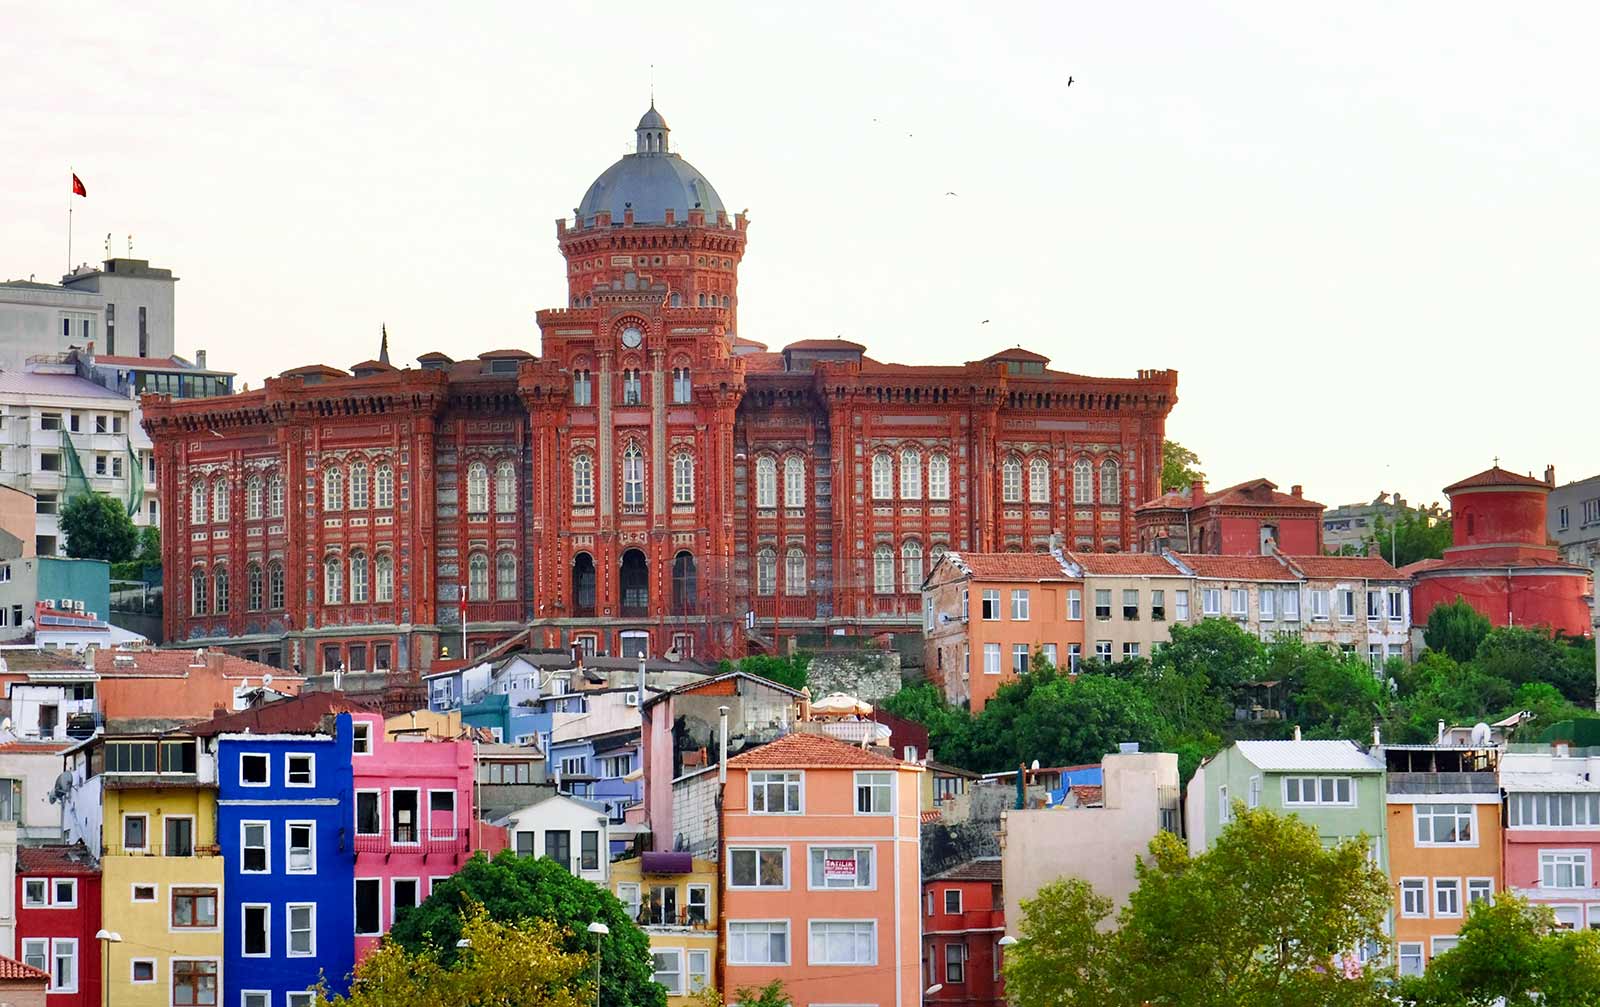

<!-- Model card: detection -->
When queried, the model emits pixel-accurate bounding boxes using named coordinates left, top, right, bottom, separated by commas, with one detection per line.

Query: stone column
left=598, top=351, right=614, bottom=523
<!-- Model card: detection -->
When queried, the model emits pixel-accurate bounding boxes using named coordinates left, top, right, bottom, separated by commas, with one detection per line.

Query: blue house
left=201, top=697, right=358, bottom=1005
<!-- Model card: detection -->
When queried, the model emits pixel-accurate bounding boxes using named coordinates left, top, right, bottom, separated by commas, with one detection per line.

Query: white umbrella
left=810, top=693, right=873, bottom=716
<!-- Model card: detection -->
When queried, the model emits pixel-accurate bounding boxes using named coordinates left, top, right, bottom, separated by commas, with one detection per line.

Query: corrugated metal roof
left=1235, top=740, right=1384, bottom=772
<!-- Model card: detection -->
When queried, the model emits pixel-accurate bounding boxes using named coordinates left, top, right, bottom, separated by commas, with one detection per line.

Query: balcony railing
left=795, top=720, right=892, bottom=746
left=353, top=828, right=472, bottom=858
left=1387, top=772, right=1499, bottom=796
left=635, top=907, right=712, bottom=930
left=102, top=844, right=219, bottom=858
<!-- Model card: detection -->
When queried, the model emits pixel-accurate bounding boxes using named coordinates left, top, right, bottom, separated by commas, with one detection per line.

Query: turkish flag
left=71, top=174, right=86, bottom=197
left=459, top=587, right=468, bottom=616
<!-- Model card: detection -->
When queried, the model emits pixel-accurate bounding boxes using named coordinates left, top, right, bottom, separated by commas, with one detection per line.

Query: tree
left=1423, top=597, right=1492, bottom=663
left=1475, top=626, right=1595, bottom=708
left=1275, top=639, right=1387, bottom=741
left=691, top=981, right=791, bottom=1007
left=1400, top=894, right=1600, bottom=1006
left=60, top=492, right=139, bottom=563
left=1161, top=440, right=1205, bottom=492
left=1371, top=510, right=1453, bottom=568
left=319, top=904, right=592, bottom=1007
left=733, top=653, right=810, bottom=692
left=386, top=852, right=664, bottom=1007
left=1003, top=878, right=1116, bottom=1005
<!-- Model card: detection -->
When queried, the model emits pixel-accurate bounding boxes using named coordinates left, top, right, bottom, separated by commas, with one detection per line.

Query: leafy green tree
left=966, top=666, right=1169, bottom=772
left=691, top=981, right=790, bottom=1007
left=1475, top=626, right=1594, bottom=708
left=319, top=904, right=592, bottom=1007
left=1423, top=597, right=1492, bottom=662
left=716, top=653, right=810, bottom=691
left=387, top=852, right=664, bottom=1007
left=1003, top=878, right=1116, bottom=1005
left=1118, top=806, right=1391, bottom=1007
left=1274, top=639, right=1387, bottom=740
left=1400, top=894, right=1600, bottom=1006
left=879, top=681, right=975, bottom=766
left=1161, top=440, right=1206, bottom=492
left=1157, top=618, right=1266, bottom=696
left=60, top=492, right=139, bottom=563
left=1371, top=510, right=1453, bottom=568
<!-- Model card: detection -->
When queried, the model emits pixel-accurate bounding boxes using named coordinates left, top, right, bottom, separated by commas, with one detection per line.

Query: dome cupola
left=576, top=103, right=727, bottom=226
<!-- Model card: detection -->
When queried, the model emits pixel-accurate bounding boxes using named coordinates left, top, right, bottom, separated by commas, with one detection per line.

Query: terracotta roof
left=279, top=364, right=348, bottom=379
left=1138, top=478, right=1323, bottom=513
left=93, top=648, right=300, bottom=681
left=190, top=691, right=376, bottom=737
left=416, top=351, right=454, bottom=363
left=0, top=649, right=87, bottom=672
left=17, top=842, right=99, bottom=877
left=0, top=954, right=49, bottom=982
left=1287, top=555, right=1405, bottom=580
left=1070, top=784, right=1104, bottom=805
left=94, top=354, right=188, bottom=368
left=478, top=349, right=535, bottom=360
left=726, top=731, right=906, bottom=770
left=784, top=338, right=865, bottom=352
left=1405, top=555, right=1591, bottom=575
left=349, top=359, right=397, bottom=373
left=1401, top=557, right=1447, bottom=576
left=741, top=352, right=787, bottom=373
left=0, top=740, right=76, bottom=754
left=946, top=552, right=1073, bottom=582
left=732, top=336, right=769, bottom=350
left=1444, top=466, right=1551, bottom=494
left=982, top=348, right=1051, bottom=364
left=920, top=809, right=943, bottom=825
left=929, top=857, right=1003, bottom=882
left=1066, top=552, right=1181, bottom=576
left=1177, top=554, right=1296, bottom=580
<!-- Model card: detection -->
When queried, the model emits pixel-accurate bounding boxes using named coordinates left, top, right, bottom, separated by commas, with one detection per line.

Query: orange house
left=1383, top=744, right=1502, bottom=977
left=92, top=647, right=303, bottom=729
left=921, top=553, right=1084, bottom=712
left=720, top=732, right=923, bottom=1006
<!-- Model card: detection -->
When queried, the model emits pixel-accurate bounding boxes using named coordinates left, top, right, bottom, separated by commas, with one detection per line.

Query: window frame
left=1433, top=877, right=1462, bottom=918
left=286, top=820, right=317, bottom=874
left=728, top=847, right=789, bottom=891
left=1414, top=803, right=1476, bottom=847
left=726, top=919, right=791, bottom=966
left=49, top=937, right=77, bottom=994
left=287, top=901, right=317, bottom=957
left=807, top=845, right=875, bottom=891
left=1281, top=775, right=1356, bottom=807
left=170, top=887, right=220, bottom=931
left=748, top=770, right=803, bottom=815
left=651, top=947, right=685, bottom=996
left=241, top=902, right=271, bottom=958
left=1540, top=849, right=1592, bottom=889
left=354, top=877, right=383, bottom=936
left=854, top=771, right=893, bottom=816
left=807, top=918, right=878, bottom=967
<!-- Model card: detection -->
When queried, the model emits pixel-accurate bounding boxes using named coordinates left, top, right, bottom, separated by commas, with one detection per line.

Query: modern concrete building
left=1323, top=492, right=1447, bottom=555
left=0, top=557, right=112, bottom=642
left=1549, top=473, right=1600, bottom=621
left=1500, top=742, right=1600, bottom=932
left=0, top=281, right=101, bottom=375
left=58, top=259, right=176, bottom=362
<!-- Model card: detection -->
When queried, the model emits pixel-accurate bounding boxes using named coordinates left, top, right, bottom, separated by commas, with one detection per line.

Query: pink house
left=351, top=710, right=478, bottom=956
left=1501, top=746, right=1600, bottom=934
left=720, top=732, right=923, bottom=1006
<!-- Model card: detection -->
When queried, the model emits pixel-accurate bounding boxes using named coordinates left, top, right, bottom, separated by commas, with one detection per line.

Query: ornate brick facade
left=142, top=105, right=1177, bottom=672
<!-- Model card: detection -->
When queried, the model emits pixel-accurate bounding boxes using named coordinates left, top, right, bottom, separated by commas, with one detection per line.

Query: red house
left=923, top=857, right=1007, bottom=1007
left=1136, top=478, right=1324, bottom=555
left=15, top=844, right=101, bottom=1006
left=1406, top=464, right=1592, bottom=637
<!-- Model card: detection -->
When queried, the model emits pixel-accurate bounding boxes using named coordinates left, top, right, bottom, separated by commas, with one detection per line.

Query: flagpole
left=67, top=165, right=73, bottom=276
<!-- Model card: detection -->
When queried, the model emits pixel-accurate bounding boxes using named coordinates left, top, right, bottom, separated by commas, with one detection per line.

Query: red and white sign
left=824, top=857, right=857, bottom=880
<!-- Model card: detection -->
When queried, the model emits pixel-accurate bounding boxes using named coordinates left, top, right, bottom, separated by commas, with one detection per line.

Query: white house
left=497, top=792, right=611, bottom=884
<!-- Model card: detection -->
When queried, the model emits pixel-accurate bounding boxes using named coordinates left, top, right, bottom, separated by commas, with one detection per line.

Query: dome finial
left=636, top=101, right=669, bottom=154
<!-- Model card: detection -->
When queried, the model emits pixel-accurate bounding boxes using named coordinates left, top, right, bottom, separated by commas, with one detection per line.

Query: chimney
left=1545, top=465, right=1556, bottom=487
left=570, top=643, right=584, bottom=669
left=1372, top=725, right=1382, bottom=748
left=195, top=349, right=207, bottom=369
left=1190, top=479, right=1205, bottom=506
left=799, top=686, right=812, bottom=722
left=718, top=705, right=730, bottom=784
left=1437, top=720, right=1447, bottom=744
left=1366, top=541, right=1380, bottom=558
left=206, top=650, right=226, bottom=673
left=1292, top=724, right=1302, bottom=742
left=1291, top=484, right=1303, bottom=499
left=636, top=656, right=646, bottom=709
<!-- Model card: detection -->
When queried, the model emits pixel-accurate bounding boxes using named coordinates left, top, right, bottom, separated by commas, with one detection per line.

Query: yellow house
left=610, top=854, right=717, bottom=1005
left=94, top=736, right=225, bottom=1007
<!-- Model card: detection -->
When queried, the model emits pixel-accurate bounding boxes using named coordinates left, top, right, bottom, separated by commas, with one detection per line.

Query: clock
left=621, top=326, right=643, bottom=349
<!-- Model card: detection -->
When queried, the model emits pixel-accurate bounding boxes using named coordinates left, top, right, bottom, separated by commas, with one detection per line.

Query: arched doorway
left=572, top=553, right=596, bottom=617
left=620, top=549, right=649, bottom=616
left=672, top=552, right=697, bottom=615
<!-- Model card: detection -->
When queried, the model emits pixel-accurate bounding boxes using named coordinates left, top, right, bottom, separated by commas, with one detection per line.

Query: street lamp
left=925, top=983, right=943, bottom=996
left=95, top=930, right=122, bottom=1007
left=587, top=921, right=610, bottom=1007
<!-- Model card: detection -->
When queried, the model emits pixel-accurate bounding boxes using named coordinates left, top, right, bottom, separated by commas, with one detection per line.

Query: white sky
left=5, top=2, right=1596, bottom=508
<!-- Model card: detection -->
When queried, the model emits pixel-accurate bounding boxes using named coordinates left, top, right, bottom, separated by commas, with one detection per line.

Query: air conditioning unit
left=625, top=693, right=639, bottom=707
left=40, top=599, right=55, bottom=610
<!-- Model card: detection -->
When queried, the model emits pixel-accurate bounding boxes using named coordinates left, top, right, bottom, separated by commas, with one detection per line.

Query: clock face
left=621, top=326, right=643, bottom=349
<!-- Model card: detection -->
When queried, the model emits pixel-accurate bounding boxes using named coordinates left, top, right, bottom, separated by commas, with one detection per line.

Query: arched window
left=872, top=453, right=894, bottom=500
left=784, top=456, right=805, bottom=508
left=496, top=552, right=517, bottom=600
left=349, top=461, right=369, bottom=509
left=190, top=481, right=207, bottom=524
left=928, top=453, right=950, bottom=501
left=268, top=475, right=285, bottom=518
left=572, top=453, right=594, bottom=506
left=672, top=552, right=698, bottom=614
left=495, top=461, right=516, bottom=513
left=212, top=478, right=230, bottom=523
left=755, top=456, right=777, bottom=509
left=268, top=562, right=285, bottom=610
left=672, top=366, right=692, bottom=404
left=375, top=553, right=393, bottom=602
left=784, top=548, right=807, bottom=596
left=212, top=566, right=228, bottom=615
left=930, top=543, right=947, bottom=569
left=190, top=567, right=207, bottom=616
left=468, top=552, right=489, bottom=601
left=901, top=540, right=924, bottom=593
left=323, top=468, right=343, bottom=511
left=1001, top=457, right=1022, bottom=503
left=247, top=562, right=263, bottom=611
left=900, top=448, right=922, bottom=500
left=873, top=545, right=895, bottom=594
left=1100, top=458, right=1121, bottom=505
left=466, top=462, right=489, bottom=515
left=1029, top=457, right=1049, bottom=503
left=755, top=547, right=777, bottom=596
left=246, top=477, right=263, bottom=520
left=349, top=549, right=369, bottom=603
left=1073, top=458, right=1092, bottom=504
left=374, top=464, right=394, bottom=509
left=673, top=452, right=695, bottom=505
left=323, top=556, right=343, bottom=604
left=621, top=442, right=644, bottom=511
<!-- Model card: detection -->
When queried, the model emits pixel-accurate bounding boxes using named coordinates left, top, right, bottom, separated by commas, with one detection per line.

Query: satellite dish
left=1471, top=722, right=1492, bottom=745
left=47, top=771, right=74, bottom=805
left=262, top=672, right=273, bottom=688
left=1030, top=759, right=1041, bottom=771
left=0, top=718, right=10, bottom=733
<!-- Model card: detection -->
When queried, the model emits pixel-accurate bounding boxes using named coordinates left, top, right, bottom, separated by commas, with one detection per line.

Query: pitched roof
left=1286, top=554, right=1405, bottom=580
left=725, top=731, right=906, bottom=770
left=641, top=670, right=803, bottom=710
left=1233, top=740, right=1384, bottom=772
left=929, top=857, right=1003, bottom=882
left=189, top=691, right=376, bottom=737
left=1138, top=478, right=1323, bottom=513
left=784, top=338, right=865, bottom=352
left=944, top=552, right=1073, bottom=582
left=1444, top=466, right=1552, bottom=494
left=0, top=740, right=77, bottom=755
left=1066, top=551, right=1181, bottom=576
left=981, top=348, right=1051, bottom=364
left=0, top=648, right=87, bottom=673
left=1176, top=554, right=1295, bottom=580
left=17, top=842, right=99, bottom=877
left=0, top=954, right=49, bottom=982
left=93, top=648, right=300, bottom=681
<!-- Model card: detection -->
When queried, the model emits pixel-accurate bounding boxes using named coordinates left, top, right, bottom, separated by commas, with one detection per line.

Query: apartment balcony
left=353, top=827, right=473, bottom=861
left=102, top=843, right=220, bottom=858
left=794, top=719, right=893, bottom=747
left=1387, top=772, right=1499, bottom=796
left=635, top=907, right=714, bottom=931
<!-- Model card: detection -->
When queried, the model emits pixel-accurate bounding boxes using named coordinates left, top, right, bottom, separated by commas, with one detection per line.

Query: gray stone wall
left=807, top=649, right=902, bottom=704
left=671, top=768, right=720, bottom=858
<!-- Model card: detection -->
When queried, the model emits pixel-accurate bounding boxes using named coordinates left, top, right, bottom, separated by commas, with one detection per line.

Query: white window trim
left=726, top=919, right=792, bottom=966
left=240, top=992, right=272, bottom=1007
left=1540, top=848, right=1593, bottom=889
left=1281, top=776, right=1357, bottom=808
left=354, top=877, right=383, bottom=936
left=285, top=819, right=317, bottom=875
left=805, top=844, right=877, bottom=892
left=727, top=846, right=790, bottom=891
left=1467, top=877, right=1495, bottom=906
left=944, top=888, right=963, bottom=914
left=747, top=770, right=804, bottom=816
left=21, top=878, right=47, bottom=909
left=1413, top=803, right=1479, bottom=848
left=239, top=752, right=271, bottom=788
left=352, top=721, right=373, bottom=756
left=49, top=937, right=77, bottom=994
left=355, top=789, right=383, bottom=836
left=130, top=883, right=158, bottom=903
left=51, top=877, right=78, bottom=908
left=1433, top=877, right=1463, bottom=918
left=1396, top=942, right=1424, bottom=977
left=854, top=771, right=894, bottom=817
left=286, top=901, right=318, bottom=958
left=122, top=812, right=149, bottom=852
left=240, top=820, right=271, bottom=874
left=390, top=788, right=422, bottom=846
left=129, top=958, right=157, bottom=984
left=284, top=752, right=316, bottom=788
left=1399, top=877, right=1429, bottom=918
left=807, top=918, right=879, bottom=966
left=241, top=902, right=272, bottom=958
left=168, top=958, right=220, bottom=1005
left=652, top=947, right=685, bottom=996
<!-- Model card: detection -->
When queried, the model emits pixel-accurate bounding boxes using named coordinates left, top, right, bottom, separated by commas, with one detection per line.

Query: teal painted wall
left=38, top=556, right=110, bottom=619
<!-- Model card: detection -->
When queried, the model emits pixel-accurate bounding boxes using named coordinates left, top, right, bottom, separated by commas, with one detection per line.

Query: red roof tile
left=190, top=692, right=376, bottom=737
left=1138, top=478, right=1323, bottom=513
left=94, top=354, right=186, bottom=368
left=784, top=339, right=865, bottom=352
left=947, top=552, right=1073, bottom=582
left=0, top=741, right=75, bottom=754
left=1178, top=554, right=1296, bottom=580
left=726, top=731, right=908, bottom=769
left=17, top=843, right=99, bottom=877
left=741, top=352, right=787, bottom=373
left=982, top=348, right=1051, bottom=364
left=1067, top=552, right=1181, bottom=576
left=1070, top=784, right=1104, bottom=805
left=1443, top=466, right=1551, bottom=494
left=1287, top=554, right=1405, bottom=580
left=929, top=857, right=1003, bottom=882
left=920, top=809, right=943, bottom=825
left=93, top=648, right=302, bottom=681
left=0, top=954, right=49, bottom=982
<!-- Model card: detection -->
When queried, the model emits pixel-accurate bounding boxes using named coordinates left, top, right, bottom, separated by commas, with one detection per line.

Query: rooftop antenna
left=104, top=233, right=111, bottom=258
left=650, top=64, right=655, bottom=107
left=127, top=234, right=133, bottom=257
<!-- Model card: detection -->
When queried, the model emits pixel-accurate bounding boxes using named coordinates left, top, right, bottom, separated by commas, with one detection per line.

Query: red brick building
left=1135, top=477, right=1324, bottom=555
left=923, top=858, right=1007, bottom=1007
left=142, top=104, right=1177, bottom=672
left=1405, top=464, right=1592, bottom=636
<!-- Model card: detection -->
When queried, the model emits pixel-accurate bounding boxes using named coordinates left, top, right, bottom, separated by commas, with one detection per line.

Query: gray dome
left=576, top=105, right=727, bottom=226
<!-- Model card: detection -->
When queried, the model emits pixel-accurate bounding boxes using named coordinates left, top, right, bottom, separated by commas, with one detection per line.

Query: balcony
left=353, top=827, right=472, bottom=861
left=635, top=907, right=713, bottom=931
left=795, top=719, right=892, bottom=747
left=1387, top=772, right=1499, bottom=796
left=102, top=844, right=220, bottom=858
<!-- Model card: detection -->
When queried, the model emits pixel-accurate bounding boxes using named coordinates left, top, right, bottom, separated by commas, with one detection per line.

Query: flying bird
left=981, top=319, right=991, bottom=325
left=1068, top=76, right=1074, bottom=86
left=944, top=191, right=959, bottom=196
